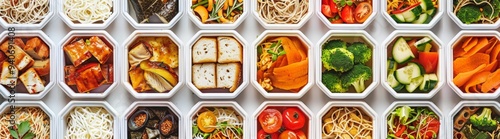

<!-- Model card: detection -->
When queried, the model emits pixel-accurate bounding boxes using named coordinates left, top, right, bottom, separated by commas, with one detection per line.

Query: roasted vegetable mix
left=454, top=0, right=500, bottom=24
left=320, top=0, right=373, bottom=24
left=453, top=107, right=500, bottom=139
left=192, top=107, right=244, bottom=139
left=386, top=37, right=439, bottom=93
left=387, top=0, right=438, bottom=24
left=321, top=39, right=372, bottom=93
left=387, top=106, right=440, bottom=139
left=191, top=0, right=243, bottom=24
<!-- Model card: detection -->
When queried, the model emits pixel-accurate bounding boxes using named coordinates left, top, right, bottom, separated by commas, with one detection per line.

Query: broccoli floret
left=484, top=0, right=500, bottom=19
left=323, top=39, right=347, bottom=50
left=322, top=71, right=348, bottom=93
left=347, top=42, right=372, bottom=64
left=457, top=5, right=482, bottom=24
left=470, top=108, right=498, bottom=132
left=341, top=64, right=372, bottom=93
left=322, top=48, right=354, bottom=72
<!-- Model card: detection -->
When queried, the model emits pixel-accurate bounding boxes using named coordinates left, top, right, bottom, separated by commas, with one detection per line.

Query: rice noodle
left=0, top=107, right=50, bottom=139
left=0, top=0, right=49, bottom=24
left=257, top=0, right=309, bottom=24
left=65, top=107, right=113, bottom=139
left=63, top=0, right=113, bottom=24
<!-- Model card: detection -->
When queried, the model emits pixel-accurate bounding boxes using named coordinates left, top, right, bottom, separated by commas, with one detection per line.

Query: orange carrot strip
left=491, top=42, right=500, bottom=62
left=463, top=37, right=490, bottom=57
left=279, top=56, right=288, bottom=67
left=464, top=71, right=490, bottom=93
left=291, top=37, right=307, bottom=60
left=453, top=53, right=489, bottom=75
left=463, top=37, right=479, bottom=52
left=273, top=59, right=308, bottom=80
left=453, top=64, right=486, bottom=88
left=480, top=38, right=497, bottom=54
left=272, top=37, right=301, bottom=64
left=481, top=60, right=498, bottom=73
left=453, top=47, right=467, bottom=58
left=271, top=74, right=308, bottom=90
left=461, top=37, right=474, bottom=49
left=481, top=69, right=500, bottom=92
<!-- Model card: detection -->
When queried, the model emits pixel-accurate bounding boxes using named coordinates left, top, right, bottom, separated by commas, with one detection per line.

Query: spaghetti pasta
left=63, top=0, right=113, bottom=24
left=322, top=107, right=373, bottom=139
left=65, top=107, right=114, bottom=139
left=0, top=107, right=50, bottom=139
left=257, top=0, right=309, bottom=24
left=0, top=0, right=50, bottom=24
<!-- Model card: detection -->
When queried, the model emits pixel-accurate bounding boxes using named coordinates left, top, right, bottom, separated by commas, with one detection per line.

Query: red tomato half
left=258, top=109, right=283, bottom=133
left=321, top=5, right=334, bottom=18
left=282, top=107, right=306, bottom=130
left=419, top=52, right=439, bottom=73
left=354, top=2, right=372, bottom=23
left=340, top=5, right=355, bottom=23
left=258, top=129, right=279, bottom=139
left=279, top=130, right=298, bottom=139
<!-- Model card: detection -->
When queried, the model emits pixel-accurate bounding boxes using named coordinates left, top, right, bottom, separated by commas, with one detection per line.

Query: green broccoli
left=470, top=108, right=498, bottom=132
left=347, top=42, right=372, bottom=64
left=322, top=48, right=354, bottom=72
left=483, top=0, right=500, bottom=19
left=322, top=71, right=348, bottom=93
left=457, top=5, right=482, bottom=24
left=341, top=64, right=372, bottom=93
left=323, top=39, right=347, bottom=50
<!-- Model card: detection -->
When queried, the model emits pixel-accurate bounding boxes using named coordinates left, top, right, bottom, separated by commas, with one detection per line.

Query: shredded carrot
left=463, top=37, right=489, bottom=57
left=482, top=38, right=497, bottom=54
left=273, top=59, right=308, bottom=81
left=481, top=69, right=500, bottom=92
left=453, top=53, right=489, bottom=75
left=464, top=71, right=490, bottom=93
left=271, top=37, right=302, bottom=64
left=290, top=37, right=307, bottom=60
left=461, top=37, right=474, bottom=49
left=453, top=64, right=487, bottom=88
left=462, top=37, right=478, bottom=51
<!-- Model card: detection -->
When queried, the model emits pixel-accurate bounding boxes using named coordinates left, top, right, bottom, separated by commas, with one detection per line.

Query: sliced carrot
left=463, top=37, right=489, bottom=57
left=461, top=37, right=473, bottom=49
left=453, top=64, right=486, bottom=88
left=481, top=69, right=500, bottom=92
left=273, top=59, right=308, bottom=80
left=481, top=60, right=498, bottom=73
left=464, top=71, right=490, bottom=93
left=291, top=37, right=307, bottom=60
left=462, top=37, right=479, bottom=52
left=453, top=47, right=467, bottom=58
left=491, top=42, right=500, bottom=62
left=453, top=53, right=489, bottom=75
left=279, top=56, right=288, bottom=67
left=272, top=37, right=301, bottom=64
left=271, top=74, right=308, bottom=90
left=480, top=38, right=497, bottom=54
left=257, top=69, right=264, bottom=81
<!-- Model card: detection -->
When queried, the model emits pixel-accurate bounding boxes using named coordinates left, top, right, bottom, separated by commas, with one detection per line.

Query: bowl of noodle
left=0, top=30, right=56, bottom=100
left=0, top=101, right=56, bottom=139
left=316, top=101, right=377, bottom=139
left=187, top=101, right=249, bottom=139
left=187, top=0, right=249, bottom=29
left=253, top=101, right=313, bottom=139
left=449, top=0, right=500, bottom=29
left=58, top=101, right=119, bottom=139
left=252, top=0, right=313, bottom=29
left=58, top=0, right=119, bottom=29
left=0, top=0, right=55, bottom=29
left=123, top=0, right=184, bottom=29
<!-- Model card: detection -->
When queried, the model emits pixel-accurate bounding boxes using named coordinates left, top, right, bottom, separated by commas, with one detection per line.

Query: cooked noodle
left=0, top=107, right=50, bottom=139
left=63, top=0, right=113, bottom=24
left=65, top=107, right=113, bottom=139
left=322, top=107, right=373, bottom=139
left=0, top=0, right=49, bottom=24
left=257, top=0, right=309, bottom=24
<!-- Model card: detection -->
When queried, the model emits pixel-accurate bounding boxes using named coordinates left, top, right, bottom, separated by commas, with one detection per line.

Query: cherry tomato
left=282, top=107, right=306, bottom=130
left=258, top=129, right=279, bottom=139
left=328, top=0, right=338, bottom=14
left=279, top=130, right=298, bottom=139
left=294, top=130, right=307, bottom=139
left=321, top=5, right=335, bottom=18
left=258, top=109, right=283, bottom=133
left=354, top=2, right=372, bottom=23
left=340, top=5, right=355, bottom=24
left=330, top=16, right=344, bottom=24
left=418, top=52, right=439, bottom=73
left=196, top=111, right=217, bottom=133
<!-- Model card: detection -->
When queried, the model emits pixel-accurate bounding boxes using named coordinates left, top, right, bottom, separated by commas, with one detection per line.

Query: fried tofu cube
left=64, top=65, right=76, bottom=85
left=0, top=61, right=18, bottom=87
left=87, top=36, right=112, bottom=64
left=74, top=63, right=106, bottom=92
left=19, top=68, right=45, bottom=94
left=0, top=41, right=34, bottom=71
left=63, top=38, right=92, bottom=67
left=24, top=37, right=49, bottom=60
left=33, top=59, right=50, bottom=76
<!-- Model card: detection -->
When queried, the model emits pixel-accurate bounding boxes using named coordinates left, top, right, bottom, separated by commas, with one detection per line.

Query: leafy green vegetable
left=457, top=5, right=482, bottom=24
left=392, top=106, right=413, bottom=125
left=9, top=121, right=34, bottom=139
left=322, top=48, right=354, bottom=72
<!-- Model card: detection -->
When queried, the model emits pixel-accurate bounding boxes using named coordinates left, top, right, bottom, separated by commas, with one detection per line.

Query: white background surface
left=0, top=5, right=489, bottom=137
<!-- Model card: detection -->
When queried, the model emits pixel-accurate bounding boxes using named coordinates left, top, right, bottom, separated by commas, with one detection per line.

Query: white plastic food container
left=381, top=101, right=445, bottom=139
left=447, top=0, right=500, bottom=29
left=251, top=30, right=313, bottom=99
left=0, top=0, right=55, bottom=30
left=58, top=0, right=119, bottom=29
left=316, top=101, right=378, bottom=139
left=381, top=30, right=445, bottom=99
left=186, top=30, right=248, bottom=99
left=381, top=0, right=444, bottom=29
left=122, top=30, right=184, bottom=99
left=252, top=101, right=313, bottom=139
left=121, top=101, right=184, bottom=139
left=251, top=0, right=313, bottom=29
left=187, top=0, right=249, bottom=29
left=315, top=30, right=379, bottom=99
left=123, top=0, right=184, bottom=29
left=58, top=101, right=119, bottom=139
left=186, top=101, right=249, bottom=139
left=315, top=0, right=378, bottom=29
left=0, top=30, right=55, bottom=100
left=448, top=101, right=500, bottom=139
left=447, top=31, right=500, bottom=99
left=57, top=30, right=119, bottom=99
left=0, top=101, right=56, bottom=139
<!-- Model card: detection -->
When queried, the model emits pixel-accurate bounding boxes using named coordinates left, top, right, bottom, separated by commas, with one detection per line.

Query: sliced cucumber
left=406, top=76, right=424, bottom=93
left=426, top=8, right=436, bottom=17
left=412, top=13, right=429, bottom=24
left=387, top=59, right=398, bottom=72
left=392, top=37, right=415, bottom=63
left=402, top=6, right=423, bottom=22
left=419, top=74, right=438, bottom=92
left=394, top=62, right=424, bottom=85
left=420, top=0, right=434, bottom=11
left=393, top=84, right=405, bottom=92
left=415, top=37, right=432, bottom=51
left=387, top=70, right=400, bottom=88
left=391, top=14, right=406, bottom=23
